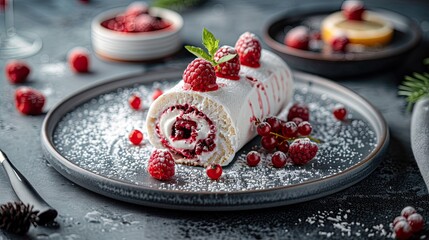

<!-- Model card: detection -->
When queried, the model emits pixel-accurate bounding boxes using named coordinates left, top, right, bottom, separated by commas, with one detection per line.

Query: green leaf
left=185, top=45, right=212, bottom=62
left=202, top=28, right=219, bottom=58
left=215, top=54, right=237, bottom=65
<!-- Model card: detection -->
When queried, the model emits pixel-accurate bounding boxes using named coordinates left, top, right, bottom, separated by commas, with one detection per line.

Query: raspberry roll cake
left=146, top=32, right=294, bottom=166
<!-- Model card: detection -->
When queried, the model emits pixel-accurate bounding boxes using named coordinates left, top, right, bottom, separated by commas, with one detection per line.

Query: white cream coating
left=146, top=50, right=294, bottom=166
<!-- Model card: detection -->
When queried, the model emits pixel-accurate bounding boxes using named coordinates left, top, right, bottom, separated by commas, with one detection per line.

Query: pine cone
left=0, top=202, right=38, bottom=235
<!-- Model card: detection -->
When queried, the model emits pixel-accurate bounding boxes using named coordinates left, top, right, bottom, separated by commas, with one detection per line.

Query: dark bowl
left=263, top=4, right=422, bottom=78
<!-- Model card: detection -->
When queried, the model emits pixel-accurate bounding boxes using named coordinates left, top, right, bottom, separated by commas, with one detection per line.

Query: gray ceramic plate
left=41, top=69, right=389, bottom=211
left=263, top=4, right=421, bottom=78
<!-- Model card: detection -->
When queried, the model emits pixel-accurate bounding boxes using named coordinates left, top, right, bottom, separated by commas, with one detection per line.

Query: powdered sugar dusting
left=52, top=79, right=377, bottom=192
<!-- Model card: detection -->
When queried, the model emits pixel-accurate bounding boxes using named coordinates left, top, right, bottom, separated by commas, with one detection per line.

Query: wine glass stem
left=0, top=0, right=15, bottom=41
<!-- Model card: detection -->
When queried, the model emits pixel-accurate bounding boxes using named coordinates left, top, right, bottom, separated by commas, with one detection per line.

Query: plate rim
left=41, top=69, right=389, bottom=210
left=263, top=4, right=422, bottom=62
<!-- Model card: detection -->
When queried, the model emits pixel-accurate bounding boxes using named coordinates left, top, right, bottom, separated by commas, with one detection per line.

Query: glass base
left=0, top=31, right=42, bottom=59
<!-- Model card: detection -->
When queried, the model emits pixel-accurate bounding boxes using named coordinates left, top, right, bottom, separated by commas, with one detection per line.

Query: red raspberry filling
left=155, top=104, right=216, bottom=160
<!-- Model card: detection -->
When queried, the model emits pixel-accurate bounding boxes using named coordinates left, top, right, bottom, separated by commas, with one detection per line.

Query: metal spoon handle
left=0, top=150, right=57, bottom=224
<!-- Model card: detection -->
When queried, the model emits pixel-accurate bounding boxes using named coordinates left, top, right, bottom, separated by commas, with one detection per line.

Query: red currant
left=129, top=129, right=143, bottom=145
left=298, top=121, right=312, bottom=136
left=261, top=135, right=278, bottom=151
left=287, top=103, right=309, bottom=121
left=333, top=104, right=347, bottom=121
left=271, top=151, right=287, bottom=168
left=393, top=216, right=407, bottom=227
left=265, top=117, right=282, bottom=133
left=152, top=88, right=163, bottom=101
left=257, top=122, right=271, bottom=136
left=129, top=94, right=142, bottom=110
left=277, top=140, right=289, bottom=154
left=401, top=206, right=417, bottom=219
left=291, top=117, right=303, bottom=126
left=282, top=121, right=298, bottom=138
left=408, top=213, right=424, bottom=233
left=331, top=33, right=350, bottom=52
left=206, top=164, right=222, bottom=180
left=246, top=151, right=261, bottom=167
left=393, top=221, right=413, bottom=240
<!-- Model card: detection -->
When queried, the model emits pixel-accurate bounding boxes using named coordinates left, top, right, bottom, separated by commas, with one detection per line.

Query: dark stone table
left=1, top=0, right=429, bottom=239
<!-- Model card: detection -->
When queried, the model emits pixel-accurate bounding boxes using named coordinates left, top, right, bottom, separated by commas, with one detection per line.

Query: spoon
left=0, top=150, right=57, bottom=224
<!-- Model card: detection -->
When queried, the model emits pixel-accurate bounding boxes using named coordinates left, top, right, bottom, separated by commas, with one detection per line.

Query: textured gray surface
left=1, top=0, right=429, bottom=239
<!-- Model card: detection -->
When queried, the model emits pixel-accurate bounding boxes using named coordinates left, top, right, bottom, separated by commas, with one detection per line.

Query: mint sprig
left=185, top=28, right=236, bottom=67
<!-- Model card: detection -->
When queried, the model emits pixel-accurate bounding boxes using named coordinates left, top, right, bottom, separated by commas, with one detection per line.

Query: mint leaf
left=202, top=28, right=219, bottom=58
left=215, top=54, right=237, bottom=65
left=185, top=45, right=212, bottom=62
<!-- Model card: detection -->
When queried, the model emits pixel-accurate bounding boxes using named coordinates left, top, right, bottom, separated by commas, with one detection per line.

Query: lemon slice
left=321, top=11, right=393, bottom=46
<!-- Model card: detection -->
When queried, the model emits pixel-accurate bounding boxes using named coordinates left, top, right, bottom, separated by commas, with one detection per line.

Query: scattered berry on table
left=14, top=87, right=45, bottom=115
left=128, top=94, right=141, bottom=110
left=246, top=151, right=261, bottom=167
left=148, top=149, right=175, bottom=180
left=284, top=26, right=310, bottom=50
left=407, top=213, right=424, bottom=233
left=282, top=121, right=298, bottom=138
left=298, top=121, right=312, bottom=136
left=342, top=0, right=365, bottom=21
left=5, top=60, right=30, bottom=84
left=287, top=103, right=309, bottom=121
left=183, top=58, right=218, bottom=92
left=261, top=135, right=278, bottom=151
left=206, top=164, right=222, bottom=180
left=129, top=129, right=143, bottom=145
left=393, top=220, right=413, bottom=240
left=401, top=206, right=417, bottom=219
left=68, top=47, right=90, bottom=73
left=152, top=88, right=163, bottom=101
left=393, top=216, right=407, bottom=227
left=271, top=151, right=287, bottom=168
left=235, top=32, right=261, bottom=68
left=288, top=138, right=318, bottom=165
left=330, top=32, right=350, bottom=52
left=257, top=122, right=272, bottom=136
left=214, top=45, right=240, bottom=80
left=333, top=104, right=348, bottom=121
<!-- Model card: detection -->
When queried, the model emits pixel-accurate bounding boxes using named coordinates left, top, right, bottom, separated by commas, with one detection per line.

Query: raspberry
left=152, top=88, right=163, bottom=101
left=288, top=138, right=318, bottom=165
left=284, top=26, right=310, bottom=50
left=129, top=129, right=143, bottom=145
left=331, top=32, right=350, bottom=52
left=15, top=87, right=46, bottom=115
left=206, top=164, right=222, bottom=180
left=407, top=213, right=424, bottom=233
left=183, top=58, right=218, bottom=92
left=287, top=103, right=309, bottom=121
left=148, top=149, right=175, bottom=181
left=246, top=151, right=261, bottom=167
left=68, top=47, right=90, bottom=73
left=342, top=0, right=365, bottom=21
left=234, top=32, right=261, bottom=68
left=129, top=94, right=141, bottom=110
left=6, top=60, right=31, bottom=84
left=271, top=151, right=287, bottom=168
left=214, top=45, right=240, bottom=80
